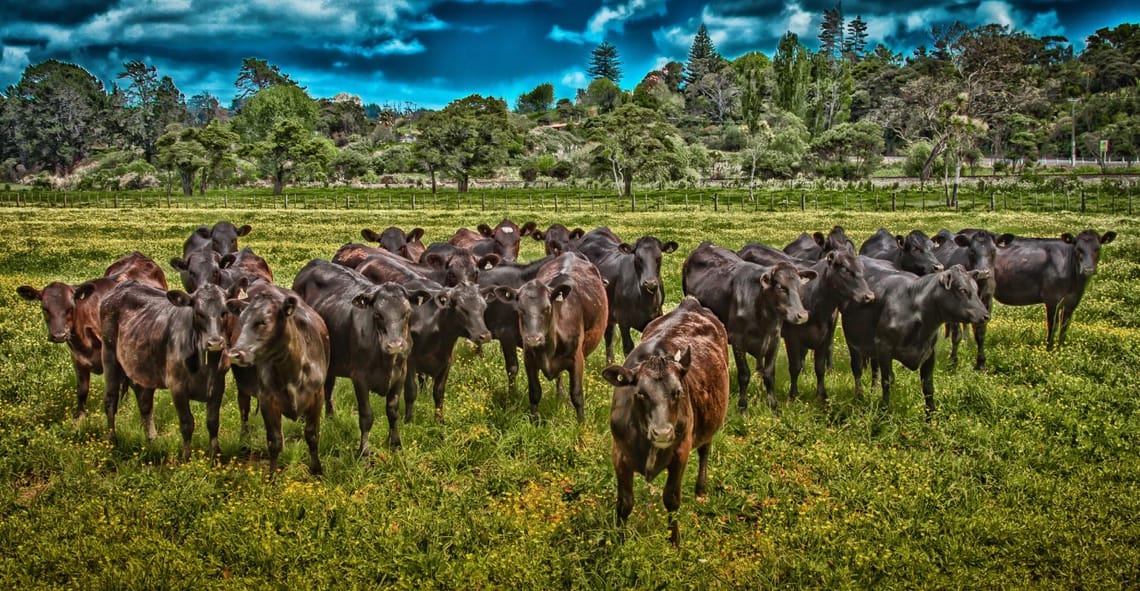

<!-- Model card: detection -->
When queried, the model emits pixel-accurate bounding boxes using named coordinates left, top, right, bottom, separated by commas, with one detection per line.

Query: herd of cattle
left=15, top=218, right=1116, bottom=544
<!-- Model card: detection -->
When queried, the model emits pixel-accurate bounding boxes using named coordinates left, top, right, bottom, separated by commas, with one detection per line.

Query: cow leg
left=1044, top=302, right=1059, bottom=351
left=556, top=373, right=566, bottom=400
left=403, top=368, right=419, bottom=423
left=523, top=354, right=543, bottom=419
left=500, top=340, right=519, bottom=391
left=261, top=404, right=283, bottom=475
left=620, top=325, right=636, bottom=358
left=877, top=356, right=893, bottom=411
left=74, top=363, right=90, bottom=420
left=694, top=443, right=711, bottom=497
left=785, top=341, right=804, bottom=402
left=384, top=382, right=401, bottom=450
left=947, top=322, right=962, bottom=366
left=135, top=387, right=158, bottom=443
left=972, top=321, right=988, bottom=371
left=234, top=367, right=256, bottom=440
left=921, top=354, right=937, bottom=418
left=663, top=457, right=688, bottom=547
left=813, top=346, right=829, bottom=405
left=103, top=363, right=124, bottom=442
left=1058, top=303, right=1077, bottom=348
left=569, top=354, right=585, bottom=422
left=849, top=348, right=865, bottom=402
left=323, top=375, right=337, bottom=417
left=603, top=322, right=616, bottom=365
left=761, top=349, right=778, bottom=412
left=304, top=404, right=323, bottom=477
left=432, top=365, right=451, bottom=422
left=733, top=347, right=751, bottom=413
left=353, top=380, right=375, bottom=457
left=171, top=391, right=195, bottom=462
left=615, top=458, right=634, bottom=527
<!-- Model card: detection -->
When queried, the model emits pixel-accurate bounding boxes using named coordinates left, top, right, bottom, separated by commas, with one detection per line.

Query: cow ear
left=16, top=285, right=41, bottom=302
left=813, top=232, right=826, bottom=247
left=74, top=282, right=97, bottom=302
left=930, top=233, right=946, bottom=247
left=478, top=254, right=501, bottom=270
left=602, top=365, right=636, bottom=388
left=799, top=270, right=818, bottom=284
left=493, top=286, right=517, bottom=302
left=570, top=228, right=585, bottom=239
left=662, top=241, right=679, bottom=254
left=826, top=251, right=837, bottom=264
left=227, top=277, right=249, bottom=300
left=673, top=346, right=692, bottom=377
left=351, top=293, right=374, bottom=309
left=408, top=228, right=425, bottom=242
left=759, top=272, right=771, bottom=289
left=219, top=254, right=236, bottom=269
left=618, top=243, right=633, bottom=254
left=953, top=234, right=970, bottom=248
left=194, top=226, right=211, bottom=238
left=939, top=270, right=954, bottom=290
left=170, top=257, right=189, bottom=271
left=1100, top=231, right=1117, bottom=244
left=532, top=229, right=546, bottom=240
left=226, top=299, right=248, bottom=315
left=520, top=221, right=537, bottom=236
left=281, top=296, right=297, bottom=317
left=422, top=253, right=447, bottom=269
left=478, top=224, right=494, bottom=237
left=995, top=233, right=1015, bottom=248
left=236, top=224, right=252, bottom=237
left=895, top=235, right=906, bottom=248
left=406, top=289, right=432, bottom=307
left=551, top=284, right=572, bottom=303
left=167, top=290, right=192, bottom=307
left=1060, top=233, right=1075, bottom=244
left=361, top=228, right=381, bottom=242
left=434, top=292, right=451, bottom=308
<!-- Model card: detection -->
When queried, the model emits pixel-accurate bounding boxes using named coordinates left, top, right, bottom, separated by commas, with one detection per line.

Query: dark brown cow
left=992, top=229, right=1116, bottom=350
left=477, top=255, right=558, bottom=388
left=859, top=228, right=944, bottom=276
left=332, top=242, right=387, bottom=269
left=362, top=226, right=426, bottom=262
left=532, top=224, right=585, bottom=256
left=181, top=221, right=251, bottom=257
left=17, top=252, right=167, bottom=418
left=227, top=282, right=330, bottom=475
left=449, top=219, right=537, bottom=262
left=682, top=242, right=814, bottom=412
left=604, top=295, right=729, bottom=546
left=100, top=281, right=232, bottom=460
left=494, top=252, right=608, bottom=420
left=419, top=242, right=501, bottom=286
left=932, top=229, right=1015, bottom=368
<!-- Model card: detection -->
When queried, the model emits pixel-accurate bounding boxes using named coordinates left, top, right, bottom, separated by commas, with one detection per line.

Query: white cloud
left=652, top=56, right=671, bottom=71
left=561, top=70, right=588, bottom=89
left=548, top=25, right=588, bottom=44
left=549, top=0, right=667, bottom=45
left=1027, top=11, right=1065, bottom=37
left=976, top=1, right=1015, bottom=29
left=0, top=46, right=31, bottom=80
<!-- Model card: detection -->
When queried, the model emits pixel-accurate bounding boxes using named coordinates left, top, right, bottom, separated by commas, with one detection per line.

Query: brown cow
left=362, top=226, right=426, bottom=263
left=603, top=295, right=729, bottom=546
left=228, top=282, right=330, bottom=475
left=17, top=252, right=166, bottom=418
left=449, top=219, right=537, bottom=263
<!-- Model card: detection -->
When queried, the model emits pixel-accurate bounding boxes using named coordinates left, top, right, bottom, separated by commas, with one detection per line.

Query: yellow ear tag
left=673, top=350, right=682, bottom=362
left=237, top=289, right=248, bottom=300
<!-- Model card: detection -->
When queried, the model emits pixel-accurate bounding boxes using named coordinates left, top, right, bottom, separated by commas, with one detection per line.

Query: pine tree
left=818, top=4, right=845, bottom=61
left=587, top=42, right=623, bottom=84
left=844, top=16, right=869, bottom=62
left=685, top=24, right=721, bottom=87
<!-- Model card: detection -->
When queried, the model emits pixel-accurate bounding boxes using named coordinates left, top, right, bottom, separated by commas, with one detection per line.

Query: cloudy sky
left=1, top=1, right=1136, bottom=109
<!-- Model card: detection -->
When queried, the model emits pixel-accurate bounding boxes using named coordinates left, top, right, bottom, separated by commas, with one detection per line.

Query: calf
left=992, top=229, right=1116, bottom=350
left=494, top=253, right=608, bottom=420
left=403, top=243, right=500, bottom=286
left=783, top=225, right=856, bottom=261
left=604, top=295, right=729, bottom=546
left=227, top=282, right=330, bottom=475
left=293, top=260, right=421, bottom=453
left=738, top=242, right=874, bottom=404
left=17, top=252, right=166, bottom=418
left=932, top=229, right=1015, bottom=369
left=533, top=224, right=585, bottom=256
left=478, top=255, right=559, bottom=388
left=362, top=226, right=426, bottom=262
left=449, top=219, right=537, bottom=263
left=182, top=221, right=252, bottom=258
left=842, top=264, right=989, bottom=415
left=682, top=242, right=814, bottom=412
left=100, top=281, right=231, bottom=460
left=859, top=228, right=944, bottom=275
left=576, top=227, right=679, bottom=363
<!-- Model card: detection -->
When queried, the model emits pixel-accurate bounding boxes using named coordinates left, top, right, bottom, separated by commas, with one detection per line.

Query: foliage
left=581, top=78, right=623, bottom=115
left=156, top=125, right=208, bottom=196
left=587, top=42, right=623, bottom=84
left=415, top=94, right=514, bottom=193
left=233, top=57, right=299, bottom=101
left=516, top=83, right=555, bottom=114
left=245, top=118, right=331, bottom=195
left=232, top=85, right=320, bottom=143
left=773, top=33, right=812, bottom=120
left=117, top=60, right=187, bottom=164
left=684, top=24, right=723, bottom=88
left=811, top=120, right=885, bottom=179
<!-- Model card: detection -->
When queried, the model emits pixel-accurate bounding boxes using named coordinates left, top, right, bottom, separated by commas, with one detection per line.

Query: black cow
left=17, top=252, right=167, bottom=418
left=783, top=225, right=856, bottom=261
left=532, top=224, right=585, bottom=256
left=932, top=229, right=1015, bottom=369
left=227, top=282, right=330, bottom=475
left=604, top=295, right=729, bottom=546
left=576, top=227, right=679, bottom=363
left=449, top=219, right=537, bottom=263
left=493, top=253, right=608, bottom=420
left=478, top=255, right=559, bottom=388
left=100, top=281, right=232, bottom=460
left=293, top=260, right=422, bottom=453
left=362, top=226, right=426, bottom=262
left=842, top=263, right=989, bottom=415
left=682, top=242, right=814, bottom=412
left=737, top=242, right=874, bottom=404
left=859, top=228, right=944, bottom=275
left=992, top=230, right=1116, bottom=350
left=181, top=221, right=251, bottom=258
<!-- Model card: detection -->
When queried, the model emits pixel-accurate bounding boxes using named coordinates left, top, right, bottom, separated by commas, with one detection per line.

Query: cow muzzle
left=206, top=337, right=226, bottom=352
left=228, top=350, right=252, bottom=367
left=472, top=331, right=493, bottom=345
left=523, top=334, right=545, bottom=348
left=383, top=338, right=408, bottom=355
left=49, top=331, right=69, bottom=343
left=790, top=310, right=810, bottom=325
left=649, top=425, right=675, bottom=448
left=859, top=291, right=875, bottom=304
left=641, top=279, right=659, bottom=294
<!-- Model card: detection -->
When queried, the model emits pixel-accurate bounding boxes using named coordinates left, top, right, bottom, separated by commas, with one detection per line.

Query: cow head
left=442, top=282, right=493, bottom=344
left=1064, top=229, right=1116, bottom=277
left=16, top=282, right=75, bottom=343
left=510, top=274, right=572, bottom=350
left=824, top=250, right=874, bottom=305
left=533, top=224, right=584, bottom=256
left=227, top=286, right=297, bottom=367
left=171, top=250, right=235, bottom=293
left=364, top=226, right=426, bottom=262
left=168, top=284, right=230, bottom=372
left=935, top=265, right=990, bottom=325
left=825, top=225, right=856, bottom=255
left=621, top=236, right=678, bottom=296
left=353, top=283, right=417, bottom=357
left=897, top=230, right=944, bottom=275
left=478, top=219, right=536, bottom=263
left=762, top=262, right=814, bottom=325
left=423, top=250, right=497, bottom=286
left=207, top=221, right=252, bottom=256
left=602, top=347, right=692, bottom=448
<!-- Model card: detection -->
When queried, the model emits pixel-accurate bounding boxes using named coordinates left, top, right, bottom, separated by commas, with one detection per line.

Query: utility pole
left=1069, top=98, right=1079, bottom=167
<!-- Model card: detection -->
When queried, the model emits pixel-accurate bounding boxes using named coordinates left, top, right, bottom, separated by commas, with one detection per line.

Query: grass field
left=0, top=205, right=1137, bottom=588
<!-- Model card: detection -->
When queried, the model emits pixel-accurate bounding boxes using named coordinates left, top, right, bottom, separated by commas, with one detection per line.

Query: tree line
left=0, top=12, right=1137, bottom=200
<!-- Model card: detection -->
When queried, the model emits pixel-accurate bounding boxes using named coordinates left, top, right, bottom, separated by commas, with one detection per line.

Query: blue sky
left=1, top=1, right=1137, bottom=110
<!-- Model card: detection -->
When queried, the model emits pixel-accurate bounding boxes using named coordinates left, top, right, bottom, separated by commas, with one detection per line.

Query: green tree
left=581, top=77, right=624, bottom=114
left=187, top=92, right=225, bottom=126
left=318, top=93, right=368, bottom=145
left=811, top=120, right=884, bottom=179
left=234, top=57, right=298, bottom=101
left=733, top=52, right=773, bottom=134
left=587, top=42, right=623, bottom=84
left=515, top=83, right=555, bottom=114
left=246, top=118, right=329, bottom=195
left=415, top=94, right=514, bottom=193
left=233, top=84, right=319, bottom=142
left=739, top=120, right=774, bottom=201
left=845, top=16, right=869, bottom=62
left=685, top=24, right=723, bottom=87
left=117, top=60, right=186, bottom=163
left=156, top=124, right=207, bottom=196
left=773, top=33, right=811, bottom=119
left=818, top=4, right=845, bottom=61
left=583, top=103, right=686, bottom=203
left=196, top=120, right=239, bottom=194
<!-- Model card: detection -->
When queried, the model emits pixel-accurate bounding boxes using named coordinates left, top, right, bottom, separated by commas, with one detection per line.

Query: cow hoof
left=309, top=463, right=324, bottom=477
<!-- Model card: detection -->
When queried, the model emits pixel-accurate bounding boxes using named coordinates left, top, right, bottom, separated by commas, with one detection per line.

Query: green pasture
left=0, top=205, right=1137, bottom=588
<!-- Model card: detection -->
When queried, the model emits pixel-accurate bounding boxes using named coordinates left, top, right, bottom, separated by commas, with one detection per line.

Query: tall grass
left=0, top=206, right=1137, bottom=588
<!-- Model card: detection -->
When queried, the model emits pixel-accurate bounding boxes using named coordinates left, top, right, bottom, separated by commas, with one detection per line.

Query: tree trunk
left=273, top=174, right=284, bottom=196
left=952, top=159, right=962, bottom=207
left=458, top=174, right=469, bottom=193
left=610, top=156, right=623, bottom=200
left=199, top=168, right=208, bottom=196
left=181, top=171, right=194, bottom=196
left=430, top=169, right=437, bottom=195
